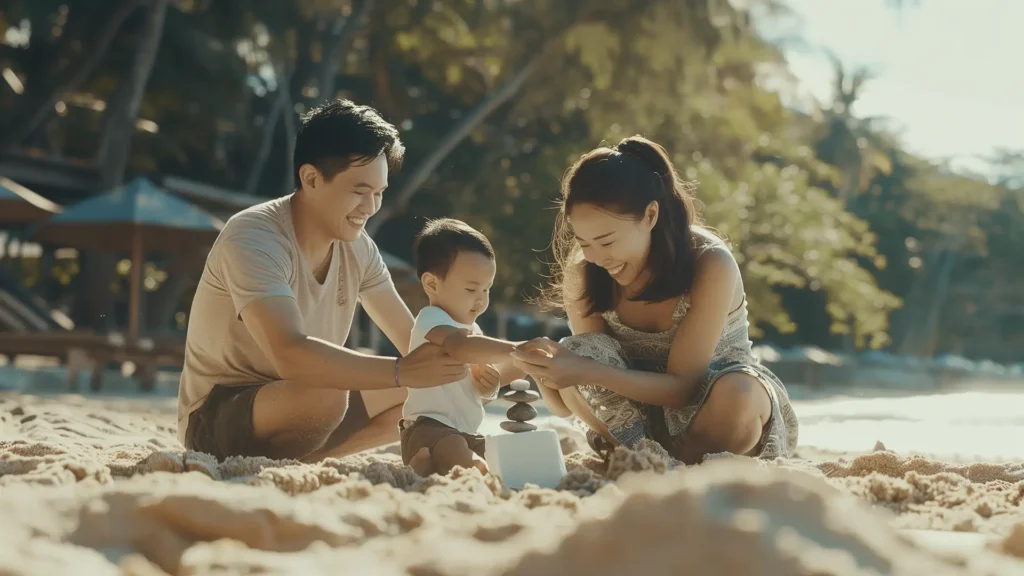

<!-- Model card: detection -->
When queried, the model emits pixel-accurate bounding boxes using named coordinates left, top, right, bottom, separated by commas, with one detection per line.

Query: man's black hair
left=292, top=99, right=405, bottom=188
left=414, top=218, right=495, bottom=278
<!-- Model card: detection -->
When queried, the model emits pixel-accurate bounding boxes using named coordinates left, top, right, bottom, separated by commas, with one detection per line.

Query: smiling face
left=568, top=202, right=658, bottom=288
left=298, top=154, right=389, bottom=242
left=422, top=250, right=496, bottom=325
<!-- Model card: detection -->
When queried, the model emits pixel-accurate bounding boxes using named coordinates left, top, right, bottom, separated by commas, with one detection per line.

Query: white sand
left=1, top=391, right=1023, bottom=575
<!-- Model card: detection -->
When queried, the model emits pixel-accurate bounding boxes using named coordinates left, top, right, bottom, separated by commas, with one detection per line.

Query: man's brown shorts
left=399, top=416, right=486, bottom=465
left=184, top=384, right=370, bottom=461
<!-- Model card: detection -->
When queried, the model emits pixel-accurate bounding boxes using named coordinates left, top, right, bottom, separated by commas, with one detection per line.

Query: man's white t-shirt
left=402, top=306, right=494, bottom=434
left=177, top=196, right=391, bottom=442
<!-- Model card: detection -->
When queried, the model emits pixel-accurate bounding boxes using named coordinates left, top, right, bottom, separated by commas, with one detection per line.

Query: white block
left=485, top=429, right=567, bottom=490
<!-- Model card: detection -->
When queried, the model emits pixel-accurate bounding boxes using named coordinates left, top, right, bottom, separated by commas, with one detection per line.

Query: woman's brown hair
left=540, top=135, right=706, bottom=317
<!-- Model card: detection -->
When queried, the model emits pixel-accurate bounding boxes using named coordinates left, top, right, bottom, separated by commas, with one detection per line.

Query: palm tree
left=96, top=0, right=170, bottom=188
left=814, top=52, right=894, bottom=203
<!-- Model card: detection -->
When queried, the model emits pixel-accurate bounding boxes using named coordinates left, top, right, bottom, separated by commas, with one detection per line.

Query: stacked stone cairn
left=500, top=379, right=540, bottom=433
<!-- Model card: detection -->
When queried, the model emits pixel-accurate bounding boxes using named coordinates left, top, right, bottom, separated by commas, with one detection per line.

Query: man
left=177, top=99, right=473, bottom=462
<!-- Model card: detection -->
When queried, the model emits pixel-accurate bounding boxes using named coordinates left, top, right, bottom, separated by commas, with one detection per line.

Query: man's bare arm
left=240, top=296, right=467, bottom=390
left=359, top=285, right=415, bottom=355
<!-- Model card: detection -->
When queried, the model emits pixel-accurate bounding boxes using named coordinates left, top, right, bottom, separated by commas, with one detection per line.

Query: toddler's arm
left=423, top=326, right=520, bottom=366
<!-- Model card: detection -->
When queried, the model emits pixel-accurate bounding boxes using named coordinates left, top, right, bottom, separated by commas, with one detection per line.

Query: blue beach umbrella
left=32, top=177, right=224, bottom=339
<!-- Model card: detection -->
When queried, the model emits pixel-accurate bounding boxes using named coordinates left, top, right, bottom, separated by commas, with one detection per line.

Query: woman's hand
left=510, top=338, right=593, bottom=390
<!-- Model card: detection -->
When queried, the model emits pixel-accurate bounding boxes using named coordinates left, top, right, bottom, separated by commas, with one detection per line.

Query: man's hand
left=470, top=363, right=501, bottom=398
left=397, top=343, right=469, bottom=388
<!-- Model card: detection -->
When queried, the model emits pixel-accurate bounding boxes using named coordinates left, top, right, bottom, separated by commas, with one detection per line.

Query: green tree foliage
left=0, top=0, right=1020, bottom=359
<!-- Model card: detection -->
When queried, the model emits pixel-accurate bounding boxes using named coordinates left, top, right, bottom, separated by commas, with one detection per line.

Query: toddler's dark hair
left=413, top=218, right=494, bottom=278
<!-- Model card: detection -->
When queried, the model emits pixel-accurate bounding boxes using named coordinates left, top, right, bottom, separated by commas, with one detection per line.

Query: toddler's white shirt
left=401, top=306, right=494, bottom=433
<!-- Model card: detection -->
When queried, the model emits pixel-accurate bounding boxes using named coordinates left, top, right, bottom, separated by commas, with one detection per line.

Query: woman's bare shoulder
left=690, top=225, right=730, bottom=250
left=690, top=228, right=743, bottom=300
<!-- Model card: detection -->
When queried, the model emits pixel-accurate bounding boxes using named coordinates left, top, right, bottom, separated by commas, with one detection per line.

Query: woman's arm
left=537, top=377, right=574, bottom=417
left=590, top=246, right=740, bottom=407
left=661, top=246, right=741, bottom=398
left=543, top=272, right=605, bottom=416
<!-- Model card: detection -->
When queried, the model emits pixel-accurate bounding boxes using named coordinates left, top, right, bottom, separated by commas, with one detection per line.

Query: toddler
left=401, top=218, right=524, bottom=476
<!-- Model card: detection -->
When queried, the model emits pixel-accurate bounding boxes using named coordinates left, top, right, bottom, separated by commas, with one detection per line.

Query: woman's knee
left=691, top=373, right=771, bottom=447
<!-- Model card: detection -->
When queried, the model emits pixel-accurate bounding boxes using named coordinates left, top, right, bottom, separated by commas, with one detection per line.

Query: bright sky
left=766, top=0, right=1023, bottom=175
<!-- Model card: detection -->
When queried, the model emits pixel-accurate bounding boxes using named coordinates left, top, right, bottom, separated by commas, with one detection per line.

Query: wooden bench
left=0, top=331, right=184, bottom=392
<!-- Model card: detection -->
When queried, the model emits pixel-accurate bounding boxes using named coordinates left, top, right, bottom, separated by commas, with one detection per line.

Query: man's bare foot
left=409, top=447, right=433, bottom=476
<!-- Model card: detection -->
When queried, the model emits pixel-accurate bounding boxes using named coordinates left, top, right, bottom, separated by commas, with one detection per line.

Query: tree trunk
left=366, top=55, right=541, bottom=238
left=288, top=20, right=317, bottom=105
left=244, top=85, right=288, bottom=195
left=0, top=0, right=141, bottom=152
left=75, top=0, right=168, bottom=336
left=837, top=170, right=855, bottom=204
left=144, top=272, right=187, bottom=332
left=255, top=0, right=373, bottom=197
left=917, top=249, right=959, bottom=356
left=369, top=31, right=399, bottom=115
left=97, top=0, right=170, bottom=188
left=318, top=0, right=375, bottom=102
left=144, top=251, right=205, bottom=332
left=281, top=85, right=298, bottom=195
left=251, top=0, right=374, bottom=197
left=896, top=247, right=958, bottom=357
left=71, top=252, right=118, bottom=333
left=895, top=249, right=940, bottom=356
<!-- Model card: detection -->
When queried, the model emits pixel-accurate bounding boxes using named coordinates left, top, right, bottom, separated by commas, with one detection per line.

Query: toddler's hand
left=510, top=338, right=588, bottom=390
left=514, top=338, right=555, bottom=357
left=470, top=363, right=501, bottom=397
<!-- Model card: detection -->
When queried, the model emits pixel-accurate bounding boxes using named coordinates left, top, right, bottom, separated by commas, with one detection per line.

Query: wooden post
left=128, top=225, right=142, bottom=341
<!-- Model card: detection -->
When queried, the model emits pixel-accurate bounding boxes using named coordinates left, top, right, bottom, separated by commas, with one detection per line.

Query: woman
left=511, top=136, right=798, bottom=464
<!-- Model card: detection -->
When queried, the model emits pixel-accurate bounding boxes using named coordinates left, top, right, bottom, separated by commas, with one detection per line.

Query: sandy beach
left=1, top=390, right=1023, bottom=575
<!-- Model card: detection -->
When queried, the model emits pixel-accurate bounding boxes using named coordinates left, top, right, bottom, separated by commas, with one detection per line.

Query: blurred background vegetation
left=1, top=0, right=1021, bottom=362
